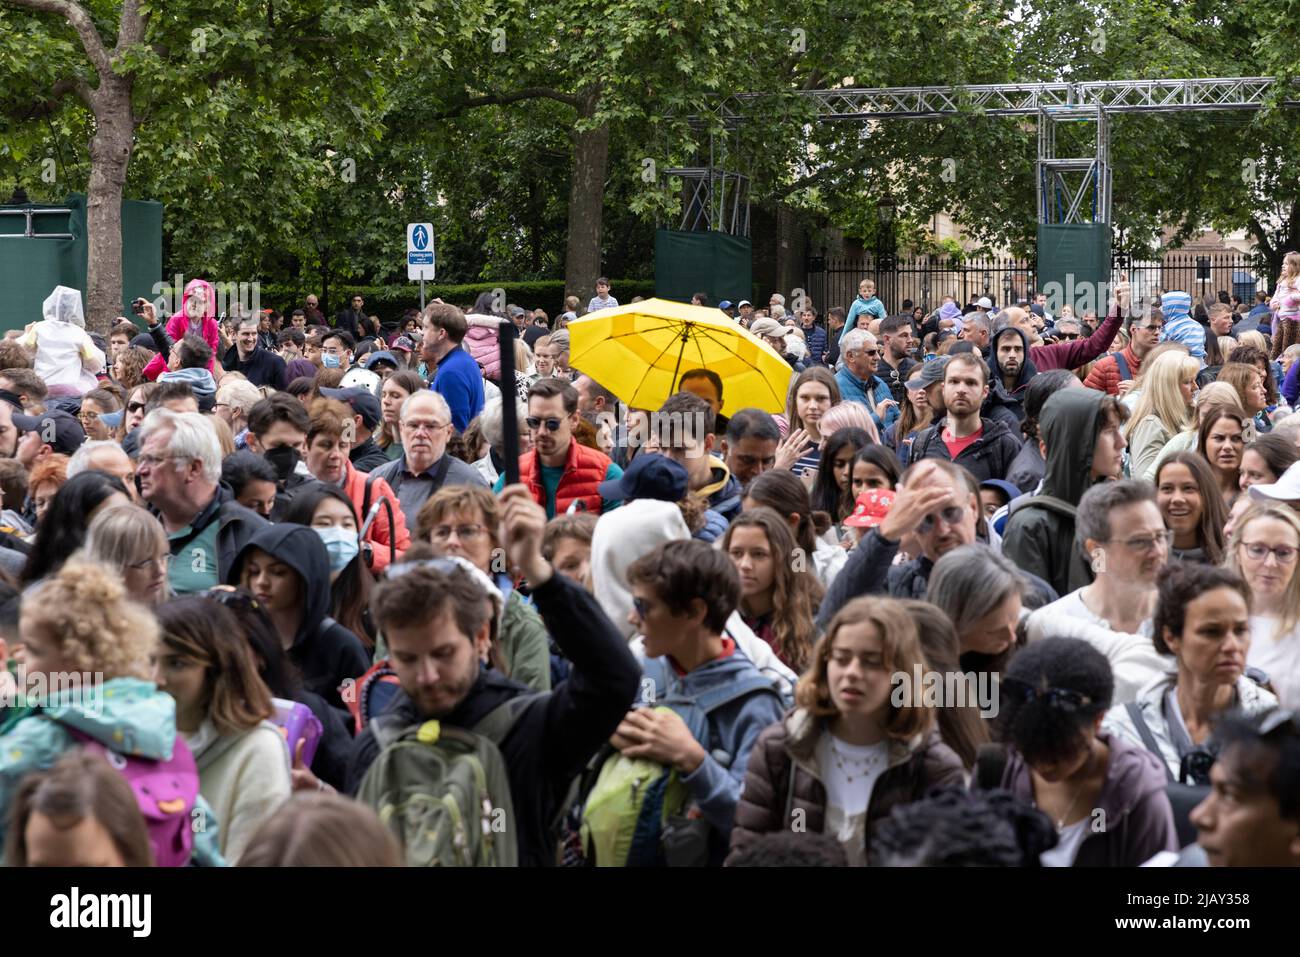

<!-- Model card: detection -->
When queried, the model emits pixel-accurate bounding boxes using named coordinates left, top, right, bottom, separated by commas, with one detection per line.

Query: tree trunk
left=84, top=75, right=134, bottom=335
left=564, top=87, right=609, bottom=304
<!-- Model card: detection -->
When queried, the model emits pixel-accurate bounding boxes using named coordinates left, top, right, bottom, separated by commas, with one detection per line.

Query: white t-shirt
left=1040, top=818, right=1090, bottom=867
left=816, top=734, right=888, bottom=866
left=1249, top=615, right=1300, bottom=708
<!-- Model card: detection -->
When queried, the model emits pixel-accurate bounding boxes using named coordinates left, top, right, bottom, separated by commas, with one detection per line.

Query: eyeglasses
left=127, top=402, right=146, bottom=414
left=403, top=419, right=449, bottom=434
left=1000, top=677, right=1095, bottom=712
left=632, top=596, right=650, bottom=619
left=1240, top=541, right=1299, bottom=564
left=1107, top=530, right=1174, bottom=553
left=78, top=410, right=100, bottom=421
left=137, top=453, right=182, bottom=468
left=127, top=554, right=173, bottom=572
left=526, top=416, right=564, bottom=432
left=1056, top=332, right=1081, bottom=340
left=431, top=524, right=488, bottom=542
left=917, top=504, right=967, bottom=534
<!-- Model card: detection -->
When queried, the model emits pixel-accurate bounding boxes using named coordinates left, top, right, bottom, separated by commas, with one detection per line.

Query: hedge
left=152, top=279, right=659, bottom=325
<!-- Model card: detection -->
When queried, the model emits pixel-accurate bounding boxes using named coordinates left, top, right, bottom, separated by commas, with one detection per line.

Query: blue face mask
left=322, top=353, right=341, bottom=368
left=315, top=525, right=359, bottom=573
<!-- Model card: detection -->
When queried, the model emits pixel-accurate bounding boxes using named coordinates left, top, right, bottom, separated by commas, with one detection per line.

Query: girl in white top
left=18, top=286, right=105, bottom=396
left=1224, top=502, right=1300, bottom=707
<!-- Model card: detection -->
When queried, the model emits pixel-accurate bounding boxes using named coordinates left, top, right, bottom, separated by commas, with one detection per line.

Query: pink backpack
left=69, top=728, right=200, bottom=867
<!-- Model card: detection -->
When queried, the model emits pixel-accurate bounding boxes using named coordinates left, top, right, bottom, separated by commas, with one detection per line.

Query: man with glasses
left=303, top=294, right=325, bottom=326
left=334, top=293, right=366, bottom=341
left=320, top=330, right=354, bottom=371
left=836, top=328, right=899, bottom=432
left=497, top=377, right=622, bottom=518
left=1187, top=709, right=1300, bottom=866
left=1084, top=310, right=1163, bottom=396
left=1026, top=480, right=1175, bottom=703
left=1003, top=388, right=1129, bottom=597
left=817, top=459, right=1057, bottom=630
left=369, top=390, right=487, bottom=530
left=135, top=408, right=265, bottom=593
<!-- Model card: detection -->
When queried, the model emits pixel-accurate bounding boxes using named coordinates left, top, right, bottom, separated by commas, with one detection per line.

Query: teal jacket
left=841, top=295, right=887, bottom=342
left=0, top=676, right=226, bottom=865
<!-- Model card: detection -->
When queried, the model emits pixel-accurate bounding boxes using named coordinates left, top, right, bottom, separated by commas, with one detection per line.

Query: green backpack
left=358, top=697, right=535, bottom=867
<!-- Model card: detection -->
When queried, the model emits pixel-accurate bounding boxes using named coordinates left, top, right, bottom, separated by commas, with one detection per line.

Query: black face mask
left=264, top=445, right=301, bottom=485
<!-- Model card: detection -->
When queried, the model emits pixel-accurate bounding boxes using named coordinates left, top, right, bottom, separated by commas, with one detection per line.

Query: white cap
left=1248, top=461, right=1300, bottom=502
left=977, top=296, right=994, bottom=310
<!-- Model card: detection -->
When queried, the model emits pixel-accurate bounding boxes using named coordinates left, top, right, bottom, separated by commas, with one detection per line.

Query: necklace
left=1037, top=744, right=1098, bottom=830
left=829, top=740, right=885, bottom=784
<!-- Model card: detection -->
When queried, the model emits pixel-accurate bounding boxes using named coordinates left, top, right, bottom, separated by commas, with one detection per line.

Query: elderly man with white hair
left=67, top=439, right=140, bottom=503
left=214, top=376, right=263, bottom=449
left=135, top=408, right=266, bottom=593
left=834, top=327, right=900, bottom=431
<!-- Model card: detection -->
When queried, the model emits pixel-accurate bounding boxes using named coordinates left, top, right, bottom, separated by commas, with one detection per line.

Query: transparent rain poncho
left=42, top=285, right=86, bottom=328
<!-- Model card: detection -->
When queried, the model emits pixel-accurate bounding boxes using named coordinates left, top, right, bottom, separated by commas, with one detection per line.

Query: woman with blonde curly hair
left=727, top=595, right=965, bottom=866
left=0, top=560, right=222, bottom=864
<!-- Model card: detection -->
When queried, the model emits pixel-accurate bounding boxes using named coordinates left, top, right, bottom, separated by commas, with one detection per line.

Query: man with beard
left=986, top=325, right=1037, bottom=429
left=908, top=353, right=1022, bottom=484
left=346, top=488, right=641, bottom=868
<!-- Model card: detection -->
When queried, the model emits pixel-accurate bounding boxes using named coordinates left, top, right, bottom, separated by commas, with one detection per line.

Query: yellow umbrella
left=567, top=298, right=792, bottom=414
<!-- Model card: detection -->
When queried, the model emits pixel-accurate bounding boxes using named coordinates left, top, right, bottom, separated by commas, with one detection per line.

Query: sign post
left=406, top=222, right=435, bottom=311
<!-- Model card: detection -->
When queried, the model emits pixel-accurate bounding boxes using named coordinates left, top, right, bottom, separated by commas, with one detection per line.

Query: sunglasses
left=917, top=504, right=966, bottom=534
left=632, top=596, right=650, bottom=618
left=128, top=402, right=146, bottom=414
left=1000, top=677, right=1094, bottom=713
left=526, top=416, right=564, bottom=432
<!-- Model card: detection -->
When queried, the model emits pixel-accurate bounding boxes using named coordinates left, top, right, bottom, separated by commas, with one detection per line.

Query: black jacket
left=222, top=342, right=287, bottom=390
left=226, top=523, right=369, bottom=712
left=334, top=309, right=364, bottom=341
left=816, top=527, right=1058, bottom=633
left=349, top=436, right=389, bottom=474
left=344, top=571, right=641, bottom=867
left=908, top=415, right=1022, bottom=484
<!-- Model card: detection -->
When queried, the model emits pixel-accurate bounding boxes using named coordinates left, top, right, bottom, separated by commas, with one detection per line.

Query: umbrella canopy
left=567, top=298, right=792, bottom=414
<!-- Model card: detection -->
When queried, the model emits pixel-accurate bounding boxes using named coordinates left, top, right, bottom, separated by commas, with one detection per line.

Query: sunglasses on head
left=526, top=416, right=564, bottom=432
left=1000, top=677, right=1094, bottom=713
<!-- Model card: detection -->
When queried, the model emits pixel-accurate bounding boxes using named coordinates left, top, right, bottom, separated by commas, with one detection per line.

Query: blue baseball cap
left=718, top=300, right=734, bottom=310
left=598, top=453, right=689, bottom=503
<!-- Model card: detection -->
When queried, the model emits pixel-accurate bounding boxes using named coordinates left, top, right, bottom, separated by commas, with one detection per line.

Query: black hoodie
left=986, top=326, right=1039, bottom=425
left=226, top=523, right=369, bottom=712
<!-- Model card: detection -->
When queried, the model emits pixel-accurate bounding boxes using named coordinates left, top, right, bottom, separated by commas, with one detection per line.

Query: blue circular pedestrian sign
left=412, top=225, right=429, bottom=250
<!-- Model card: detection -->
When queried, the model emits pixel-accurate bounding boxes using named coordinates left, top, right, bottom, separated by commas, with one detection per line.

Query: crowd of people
left=0, top=270, right=1296, bottom=869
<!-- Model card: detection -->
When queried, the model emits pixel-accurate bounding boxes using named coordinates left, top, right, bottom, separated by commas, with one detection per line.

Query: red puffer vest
left=519, top=440, right=611, bottom=516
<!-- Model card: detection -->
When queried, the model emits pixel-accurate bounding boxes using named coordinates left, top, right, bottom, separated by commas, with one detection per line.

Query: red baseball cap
left=843, top=488, right=896, bottom=528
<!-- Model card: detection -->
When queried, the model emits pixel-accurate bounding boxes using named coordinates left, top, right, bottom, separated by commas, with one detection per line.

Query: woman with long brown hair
left=1196, top=406, right=1247, bottom=504
left=743, top=468, right=846, bottom=588
left=779, top=367, right=841, bottom=477
left=722, top=507, right=824, bottom=672
left=728, top=595, right=965, bottom=866
left=1154, top=452, right=1228, bottom=564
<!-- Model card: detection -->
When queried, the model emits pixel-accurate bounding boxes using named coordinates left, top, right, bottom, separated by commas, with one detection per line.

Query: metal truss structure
left=665, top=166, right=751, bottom=236
left=711, top=77, right=1296, bottom=226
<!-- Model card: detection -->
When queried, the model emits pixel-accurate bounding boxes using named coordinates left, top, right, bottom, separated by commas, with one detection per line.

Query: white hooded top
left=18, top=285, right=105, bottom=395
